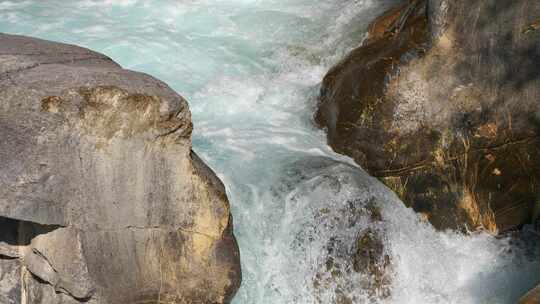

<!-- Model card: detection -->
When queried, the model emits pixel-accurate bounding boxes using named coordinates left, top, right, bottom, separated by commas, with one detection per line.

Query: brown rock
left=316, top=0, right=540, bottom=233
left=520, top=284, right=540, bottom=304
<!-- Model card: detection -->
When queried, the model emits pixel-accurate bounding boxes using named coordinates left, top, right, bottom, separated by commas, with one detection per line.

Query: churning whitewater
left=2, top=0, right=540, bottom=303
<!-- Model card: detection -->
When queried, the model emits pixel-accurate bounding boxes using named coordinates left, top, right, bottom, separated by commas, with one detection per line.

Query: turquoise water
left=2, top=1, right=540, bottom=303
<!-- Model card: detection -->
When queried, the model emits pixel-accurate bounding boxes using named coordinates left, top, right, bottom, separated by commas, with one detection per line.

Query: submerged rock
left=0, top=33, right=241, bottom=303
left=278, top=157, right=393, bottom=303
left=316, top=0, right=540, bottom=233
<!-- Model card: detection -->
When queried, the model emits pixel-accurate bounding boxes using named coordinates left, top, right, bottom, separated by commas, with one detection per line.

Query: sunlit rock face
left=316, top=0, right=540, bottom=233
left=0, top=33, right=240, bottom=304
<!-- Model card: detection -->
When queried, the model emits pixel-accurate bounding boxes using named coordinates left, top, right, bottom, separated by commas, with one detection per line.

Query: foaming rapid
left=2, top=0, right=539, bottom=303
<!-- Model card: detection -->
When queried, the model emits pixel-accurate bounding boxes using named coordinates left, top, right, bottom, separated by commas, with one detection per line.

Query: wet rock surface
left=316, top=0, right=540, bottom=233
left=0, top=33, right=241, bottom=304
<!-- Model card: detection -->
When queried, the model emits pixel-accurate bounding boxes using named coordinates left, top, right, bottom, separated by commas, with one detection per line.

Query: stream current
left=2, top=0, right=540, bottom=303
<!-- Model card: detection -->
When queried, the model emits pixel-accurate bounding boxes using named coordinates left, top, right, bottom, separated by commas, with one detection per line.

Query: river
left=2, top=0, right=540, bottom=303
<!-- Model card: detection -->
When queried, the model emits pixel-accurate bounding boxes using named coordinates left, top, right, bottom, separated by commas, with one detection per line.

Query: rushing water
left=2, top=1, right=540, bottom=303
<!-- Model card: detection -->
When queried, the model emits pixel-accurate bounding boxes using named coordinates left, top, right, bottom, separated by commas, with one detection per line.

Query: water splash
left=1, top=0, right=539, bottom=303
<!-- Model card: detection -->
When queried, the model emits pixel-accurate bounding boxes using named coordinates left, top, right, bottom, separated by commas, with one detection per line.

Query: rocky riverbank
left=0, top=33, right=241, bottom=304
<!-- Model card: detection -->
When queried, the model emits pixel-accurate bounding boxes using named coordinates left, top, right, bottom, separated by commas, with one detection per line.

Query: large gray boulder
left=0, top=33, right=241, bottom=304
